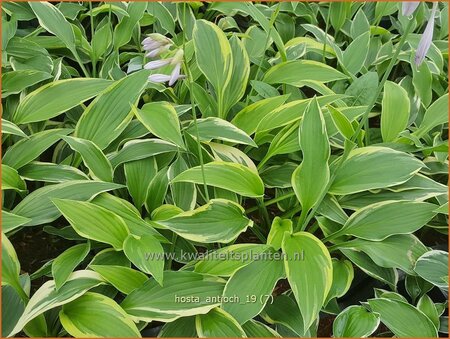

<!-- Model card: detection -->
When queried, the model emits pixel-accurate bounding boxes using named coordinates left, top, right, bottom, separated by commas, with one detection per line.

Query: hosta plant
left=1, top=1, right=449, bottom=338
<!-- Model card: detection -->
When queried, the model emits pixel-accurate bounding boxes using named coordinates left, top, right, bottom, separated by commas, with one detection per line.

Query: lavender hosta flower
left=169, top=63, right=186, bottom=86
left=402, top=2, right=420, bottom=17
left=142, top=34, right=172, bottom=52
left=148, top=74, right=172, bottom=83
left=415, top=2, right=438, bottom=66
left=144, top=58, right=172, bottom=70
left=145, top=44, right=171, bottom=58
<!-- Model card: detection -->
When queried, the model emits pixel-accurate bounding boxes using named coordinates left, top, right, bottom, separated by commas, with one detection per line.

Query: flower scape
left=1, top=1, right=449, bottom=338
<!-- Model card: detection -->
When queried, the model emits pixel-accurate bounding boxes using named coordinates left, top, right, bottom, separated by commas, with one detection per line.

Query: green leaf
left=231, top=95, right=289, bottom=135
left=196, top=308, right=246, bottom=337
left=52, top=243, right=90, bottom=290
left=242, top=320, right=281, bottom=338
left=329, top=2, right=351, bottom=32
left=327, top=105, right=354, bottom=140
left=263, top=60, right=347, bottom=86
left=282, top=232, right=333, bottom=331
left=330, top=146, right=423, bottom=195
left=2, top=119, right=27, bottom=138
left=121, top=271, right=225, bottom=322
left=267, top=217, right=293, bottom=251
left=2, top=211, right=31, bottom=234
left=414, top=250, right=448, bottom=290
left=60, top=292, right=141, bottom=337
left=341, top=249, right=398, bottom=290
left=2, top=235, right=27, bottom=300
left=29, top=2, right=75, bottom=51
left=123, top=234, right=164, bottom=285
left=193, top=19, right=232, bottom=117
left=91, top=22, right=112, bottom=61
left=2, top=128, right=72, bottom=169
left=292, top=98, right=330, bottom=216
left=62, top=136, right=113, bottom=182
left=109, top=139, right=178, bottom=169
left=75, top=70, right=150, bottom=149
left=381, top=81, right=410, bottom=142
left=91, top=193, right=166, bottom=242
left=159, top=317, right=197, bottom=338
left=187, top=117, right=256, bottom=147
left=222, top=252, right=285, bottom=324
left=12, top=180, right=122, bottom=226
left=326, top=259, right=354, bottom=303
left=342, top=31, right=370, bottom=74
left=19, top=162, right=89, bottom=183
left=124, top=157, right=157, bottom=209
left=222, top=36, right=250, bottom=116
left=2, top=164, right=26, bottom=192
left=172, top=162, right=264, bottom=198
left=194, top=244, right=271, bottom=276
left=1, top=70, right=51, bottom=97
left=13, top=78, right=112, bottom=124
left=261, top=295, right=305, bottom=336
left=134, top=102, right=184, bottom=148
left=368, top=298, right=438, bottom=337
left=113, top=2, right=146, bottom=49
left=89, top=265, right=147, bottom=295
left=339, top=234, right=428, bottom=275
left=8, top=270, right=105, bottom=337
left=417, top=294, right=440, bottom=330
left=332, top=201, right=437, bottom=241
left=158, top=199, right=253, bottom=243
left=415, top=93, right=449, bottom=138
left=53, top=199, right=129, bottom=250
left=256, top=95, right=345, bottom=133
left=333, top=305, right=379, bottom=338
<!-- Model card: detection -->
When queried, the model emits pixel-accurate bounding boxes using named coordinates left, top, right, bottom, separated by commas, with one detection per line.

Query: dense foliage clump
left=1, top=1, right=448, bottom=337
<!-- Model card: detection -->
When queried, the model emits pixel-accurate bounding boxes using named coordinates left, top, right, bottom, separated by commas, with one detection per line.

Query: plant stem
left=89, top=2, right=97, bottom=77
left=71, top=48, right=90, bottom=78
left=245, top=191, right=296, bottom=213
left=257, top=197, right=271, bottom=228
left=322, top=7, right=330, bottom=63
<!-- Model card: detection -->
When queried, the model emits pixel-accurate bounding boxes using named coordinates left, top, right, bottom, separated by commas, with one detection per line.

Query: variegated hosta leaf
left=62, top=136, right=113, bottom=182
left=59, top=292, right=141, bottom=338
left=12, top=78, right=112, bottom=124
left=89, top=265, right=147, bottom=295
left=8, top=271, right=105, bottom=337
left=157, top=199, right=253, bottom=243
left=292, top=97, right=330, bottom=218
left=121, top=271, right=226, bottom=322
left=12, top=180, right=123, bottom=226
left=194, top=244, right=271, bottom=276
left=414, top=250, right=448, bottom=290
left=330, top=146, right=424, bottom=195
left=282, top=232, right=333, bottom=332
left=368, top=298, right=438, bottom=337
left=2, top=128, right=72, bottom=169
left=75, top=70, right=150, bottom=149
left=53, top=199, right=129, bottom=250
left=333, top=305, right=380, bottom=338
left=330, top=200, right=437, bottom=241
left=196, top=308, right=246, bottom=337
left=186, top=117, right=257, bottom=147
left=222, top=249, right=285, bottom=324
left=134, top=101, right=184, bottom=149
left=338, top=234, right=428, bottom=275
left=172, top=162, right=264, bottom=198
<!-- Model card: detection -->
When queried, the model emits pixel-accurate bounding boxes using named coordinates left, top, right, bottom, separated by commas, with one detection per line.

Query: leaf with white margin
left=157, top=199, right=253, bottom=243
left=8, top=270, right=105, bottom=337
